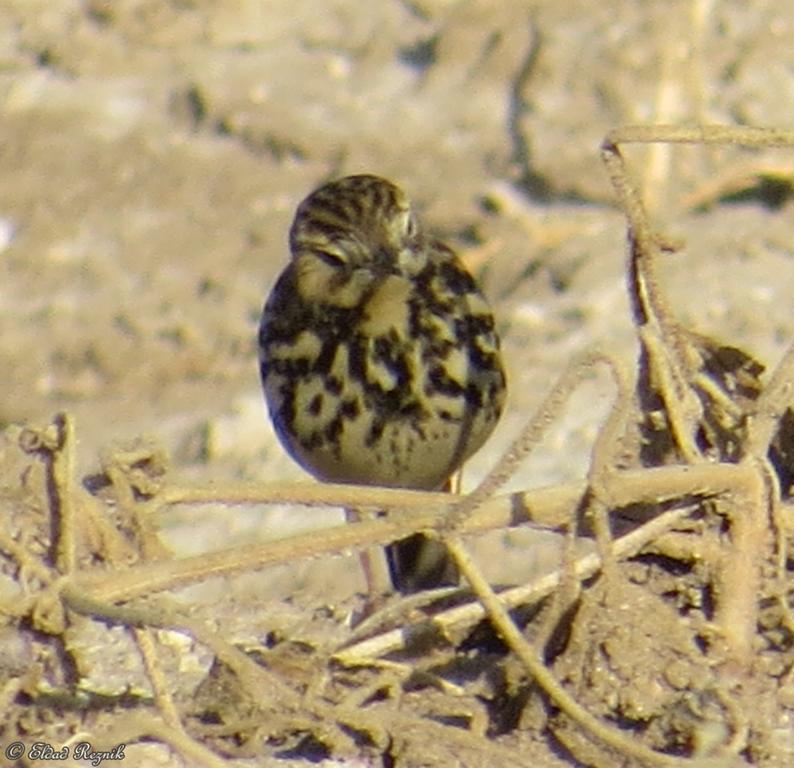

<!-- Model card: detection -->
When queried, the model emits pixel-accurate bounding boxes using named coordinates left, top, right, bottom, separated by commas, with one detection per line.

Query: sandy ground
left=3, top=1, right=794, bottom=766
left=6, top=0, right=794, bottom=482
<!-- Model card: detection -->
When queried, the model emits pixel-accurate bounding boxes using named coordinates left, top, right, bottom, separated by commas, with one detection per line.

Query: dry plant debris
left=4, top=125, right=794, bottom=767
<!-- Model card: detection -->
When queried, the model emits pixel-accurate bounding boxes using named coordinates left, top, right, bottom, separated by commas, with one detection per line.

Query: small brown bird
left=258, top=174, right=506, bottom=592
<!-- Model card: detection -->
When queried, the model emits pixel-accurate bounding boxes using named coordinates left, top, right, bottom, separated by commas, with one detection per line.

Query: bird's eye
left=405, top=213, right=419, bottom=239
left=314, top=249, right=347, bottom=268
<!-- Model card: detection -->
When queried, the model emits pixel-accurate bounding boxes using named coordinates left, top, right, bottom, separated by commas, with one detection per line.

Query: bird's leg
left=344, top=505, right=391, bottom=619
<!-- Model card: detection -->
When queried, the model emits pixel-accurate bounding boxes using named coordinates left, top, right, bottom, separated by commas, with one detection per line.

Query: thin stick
left=444, top=535, right=740, bottom=768
left=52, top=413, right=77, bottom=575
left=133, top=627, right=183, bottom=731
left=337, top=504, right=697, bottom=662
left=444, top=350, right=631, bottom=532
left=70, top=463, right=752, bottom=605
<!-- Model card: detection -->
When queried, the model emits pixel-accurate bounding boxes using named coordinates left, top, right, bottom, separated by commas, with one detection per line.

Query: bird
left=258, top=174, right=506, bottom=592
